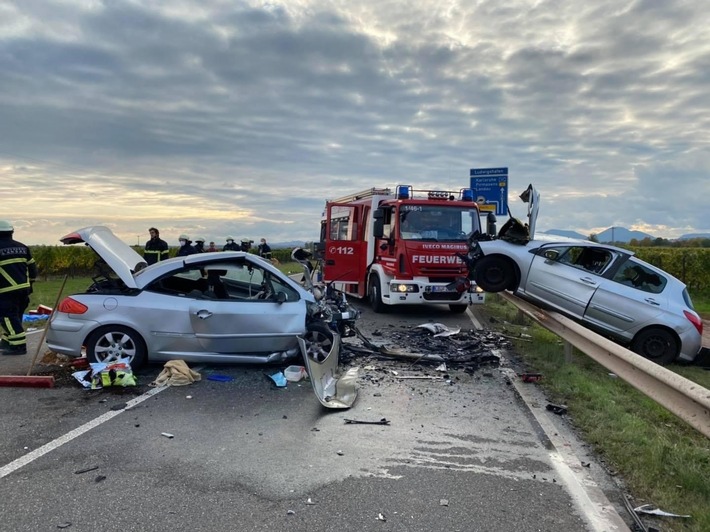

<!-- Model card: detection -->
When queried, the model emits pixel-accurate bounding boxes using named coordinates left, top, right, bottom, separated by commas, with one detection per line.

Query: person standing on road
left=0, top=221, right=38, bottom=356
left=177, top=234, right=197, bottom=256
left=206, top=241, right=218, bottom=253
left=194, top=237, right=206, bottom=253
left=144, top=227, right=169, bottom=265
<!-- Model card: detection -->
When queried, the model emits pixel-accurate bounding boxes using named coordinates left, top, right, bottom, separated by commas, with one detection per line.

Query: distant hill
left=542, top=229, right=588, bottom=240
left=678, top=233, right=710, bottom=240
left=596, top=226, right=655, bottom=243
left=543, top=226, right=656, bottom=243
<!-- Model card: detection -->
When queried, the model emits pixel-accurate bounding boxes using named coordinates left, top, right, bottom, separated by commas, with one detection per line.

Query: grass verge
left=484, top=293, right=710, bottom=531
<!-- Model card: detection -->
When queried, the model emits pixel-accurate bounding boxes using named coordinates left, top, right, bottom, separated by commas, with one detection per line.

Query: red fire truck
left=318, top=185, right=486, bottom=313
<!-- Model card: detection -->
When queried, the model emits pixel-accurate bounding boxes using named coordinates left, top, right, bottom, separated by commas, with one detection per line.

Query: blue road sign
left=470, top=168, right=508, bottom=215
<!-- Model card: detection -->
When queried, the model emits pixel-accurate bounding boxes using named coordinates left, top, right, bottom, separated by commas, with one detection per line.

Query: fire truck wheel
left=474, top=256, right=515, bottom=292
left=449, top=304, right=468, bottom=314
left=368, top=274, right=387, bottom=313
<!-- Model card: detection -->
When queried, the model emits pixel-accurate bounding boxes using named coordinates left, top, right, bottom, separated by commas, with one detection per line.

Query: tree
left=588, top=233, right=599, bottom=243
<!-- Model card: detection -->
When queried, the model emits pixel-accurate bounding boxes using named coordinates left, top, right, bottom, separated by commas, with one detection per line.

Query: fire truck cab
left=319, top=185, right=485, bottom=313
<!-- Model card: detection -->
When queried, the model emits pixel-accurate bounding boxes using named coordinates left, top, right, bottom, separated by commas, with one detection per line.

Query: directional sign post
left=470, top=167, right=508, bottom=216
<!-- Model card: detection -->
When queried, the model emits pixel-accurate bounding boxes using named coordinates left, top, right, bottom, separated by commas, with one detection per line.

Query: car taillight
left=58, top=297, right=89, bottom=315
left=683, top=310, right=703, bottom=336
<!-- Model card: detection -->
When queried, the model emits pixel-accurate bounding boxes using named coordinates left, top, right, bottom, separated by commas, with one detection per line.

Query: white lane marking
left=501, top=368, right=630, bottom=532
left=0, top=385, right=168, bottom=479
left=466, top=307, right=483, bottom=330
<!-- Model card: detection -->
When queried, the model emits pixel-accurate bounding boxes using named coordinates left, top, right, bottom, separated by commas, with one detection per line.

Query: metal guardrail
left=500, top=292, right=710, bottom=439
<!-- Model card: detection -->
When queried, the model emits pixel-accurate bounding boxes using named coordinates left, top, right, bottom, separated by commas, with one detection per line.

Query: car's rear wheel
left=449, top=304, right=468, bottom=313
left=303, top=322, right=334, bottom=362
left=474, top=256, right=515, bottom=293
left=86, top=325, right=147, bottom=369
left=630, top=327, right=679, bottom=365
left=368, top=274, right=387, bottom=313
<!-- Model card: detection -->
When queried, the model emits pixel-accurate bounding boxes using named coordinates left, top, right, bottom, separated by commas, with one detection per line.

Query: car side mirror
left=544, top=249, right=559, bottom=261
left=275, top=291, right=287, bottom=304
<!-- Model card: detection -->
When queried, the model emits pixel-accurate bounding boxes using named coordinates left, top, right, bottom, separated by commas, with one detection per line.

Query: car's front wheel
left=85, top=325, right=147, bottom=369
left=368, top=274, right=387, bottom=313
left=303, top=322, right=334, bottom=362
left=630, top=327, right=679, bottom=365
left=474, top=256, right=516, bottom=293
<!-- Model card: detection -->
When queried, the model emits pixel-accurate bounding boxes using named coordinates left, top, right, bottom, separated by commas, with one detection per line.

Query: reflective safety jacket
left=144, top=237, right=169, bottom=265
left=0, top=237, right=38, bottom=294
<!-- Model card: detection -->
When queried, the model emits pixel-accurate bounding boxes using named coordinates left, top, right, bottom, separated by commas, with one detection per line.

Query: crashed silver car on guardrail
left=463, top=185, right=703, bottom=365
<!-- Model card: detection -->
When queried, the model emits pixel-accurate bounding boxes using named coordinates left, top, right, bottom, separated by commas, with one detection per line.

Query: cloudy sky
left=2, top=0, right=709, bottom=246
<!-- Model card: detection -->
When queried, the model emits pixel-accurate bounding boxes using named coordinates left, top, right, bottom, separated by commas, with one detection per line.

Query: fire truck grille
left=427, top=276, right=458, bottom=283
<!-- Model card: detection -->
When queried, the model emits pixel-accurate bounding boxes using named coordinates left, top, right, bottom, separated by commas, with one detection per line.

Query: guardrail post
left=564, top=341, right=574, bottom=363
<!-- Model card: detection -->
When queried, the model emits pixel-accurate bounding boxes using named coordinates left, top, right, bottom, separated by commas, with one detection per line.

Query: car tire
left=86, top=325, right=147, bottom=369
left=368, top=274, right=387, bottom=313
left=474, top=256, right=515, bottom=292
left=303, top=322, right=334, bottom=362
left=630, top=327, right=679, bottom=365
left=449, top=304, right=468, bottom=314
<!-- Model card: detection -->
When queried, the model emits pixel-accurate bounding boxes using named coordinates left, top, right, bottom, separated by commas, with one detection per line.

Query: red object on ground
left=37, top=305, right=53, bottom=315
left=70, top=358, right=90, bottom=369
left=0, top=376, right=55, bottom=388
left=520, top=373, right=543, bottom=383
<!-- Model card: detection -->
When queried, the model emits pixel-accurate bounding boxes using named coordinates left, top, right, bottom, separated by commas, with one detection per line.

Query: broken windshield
left=398, top=205, right=480, bottom=241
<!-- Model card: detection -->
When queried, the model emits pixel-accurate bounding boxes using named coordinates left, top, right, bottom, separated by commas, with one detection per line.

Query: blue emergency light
left=397, top=185, right=411, bottom=199
left=461, top=188, right=474, bottom=201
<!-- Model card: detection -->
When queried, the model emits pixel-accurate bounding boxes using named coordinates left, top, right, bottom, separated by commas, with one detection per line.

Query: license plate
left=430, top=286, right=453, bottom=293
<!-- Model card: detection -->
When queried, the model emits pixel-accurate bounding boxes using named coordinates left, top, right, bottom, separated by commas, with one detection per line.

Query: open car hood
left=60, top=226, right=147, bottom=289
left=519, top=184, right=539, bottom=241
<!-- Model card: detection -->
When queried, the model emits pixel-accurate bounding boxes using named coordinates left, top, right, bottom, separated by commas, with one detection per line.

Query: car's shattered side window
left=612, top=260, right=666, bottom=294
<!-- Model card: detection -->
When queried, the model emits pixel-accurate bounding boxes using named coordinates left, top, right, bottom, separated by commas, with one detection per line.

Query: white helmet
left=0, top=220, right=14, bottom=232
left=195, top=237, right=205, bottom=243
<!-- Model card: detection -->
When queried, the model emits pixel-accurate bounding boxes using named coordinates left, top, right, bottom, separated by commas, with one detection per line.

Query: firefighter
left=194, top=237, right=206, bottom=253
left=223, top=237, right=239, bottom=251
left=144, top=227, right=169, bottom=265
left=257, top=238, right=272, bottom=259
left=240, top=238, right=254, bottom=252
left=0, top=221, right=38, bottom=355
left=177, top=234, right=197, bottom=256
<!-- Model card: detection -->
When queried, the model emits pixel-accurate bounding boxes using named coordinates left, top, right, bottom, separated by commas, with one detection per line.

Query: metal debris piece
left=305, top=498, right=316, bottom=505
left=395, top=375, right=443, bottom=380
left=633, top=504, right=691, bottom=518
left=416, top=323, right=461, bottom=337
left=520, top=373, right=543, bottom=383
left=440, top=499, right=449, bottom=506
left=344, top=418, right=390, bottom=425
left=57, top=523, right=72, bottom=529
left=435, top=363, right=447, bottom=372
left=287, top=510, right=296, bottom=516
left=94, top=475, right=106, bottom=482
left=376, top=513, right=386, bottom=521
left=336, top=450, right=344, bottom=456
left=161, top=432, right=174, bottom=439
left=546, top=403, right=567, bottom=415
left=74, top=466, right=99, bottom=475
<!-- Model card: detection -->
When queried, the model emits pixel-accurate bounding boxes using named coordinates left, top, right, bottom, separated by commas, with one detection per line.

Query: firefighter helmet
left=0, top=220, right=14, bottom=232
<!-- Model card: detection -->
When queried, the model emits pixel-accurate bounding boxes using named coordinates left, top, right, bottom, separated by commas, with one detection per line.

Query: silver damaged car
left=46, top=226, right=360, bottom=370
left=465, top=185, right=703, bottom=365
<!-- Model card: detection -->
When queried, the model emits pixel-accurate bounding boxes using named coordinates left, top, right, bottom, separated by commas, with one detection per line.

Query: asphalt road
left=0, top=303, right=631, bottom=531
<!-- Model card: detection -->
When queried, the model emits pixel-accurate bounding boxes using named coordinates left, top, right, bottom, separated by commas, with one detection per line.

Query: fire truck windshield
left=398, top=205, right=480, bottom=241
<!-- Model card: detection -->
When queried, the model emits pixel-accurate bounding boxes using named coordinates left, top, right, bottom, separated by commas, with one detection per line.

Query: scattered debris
left=94, top=475, right=106, bottom=483
left=287, top=510, right=296, bottom=516
left=581, top=461, right=591, bottom=468
left=633, top=504, right=691, bottom=518
left=206, top=374, right=233, bottom=383
left=57, top=522, right=72, bottom=529
left=151, top=360, right=201, bottom=387
left=72, top=357, right=137, bottom=389
left=336, top=450, right=344, bottom=456
left=520, top=373, right=543, bottom=383
left=416, top=323, right=461, bottom=337
left=161, top=432, right=174, bottom=439
left=395, top=375, right=443, bottom=380
left=376, top=513, right=386, bottom=521
left=344, top=418, right=390, bottom=425
left=74, top=466, right=99, bottom=475
left=284, top=365, right=307, bottom=382
left=110, top=403, right=127, bottom=411
left=267, top=372, right=287, bottom=388
left=305, top=498, right=316, bottom=505
left=546, top=403, right=568, bottom=415
left=435, top=363, right=447, bottom=372
left=440, top=499, right=449, bottom=506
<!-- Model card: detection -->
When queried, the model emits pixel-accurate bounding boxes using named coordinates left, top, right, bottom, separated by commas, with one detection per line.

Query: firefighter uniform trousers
left=0, top=290, right=30, bottom=349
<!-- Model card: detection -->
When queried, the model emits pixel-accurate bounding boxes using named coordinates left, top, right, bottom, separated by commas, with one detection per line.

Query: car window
left=612, top=260, right=666, bottom=294
left=545, top=245, right=612, bottom=274
left=146, top=261, right=301, bottom=301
